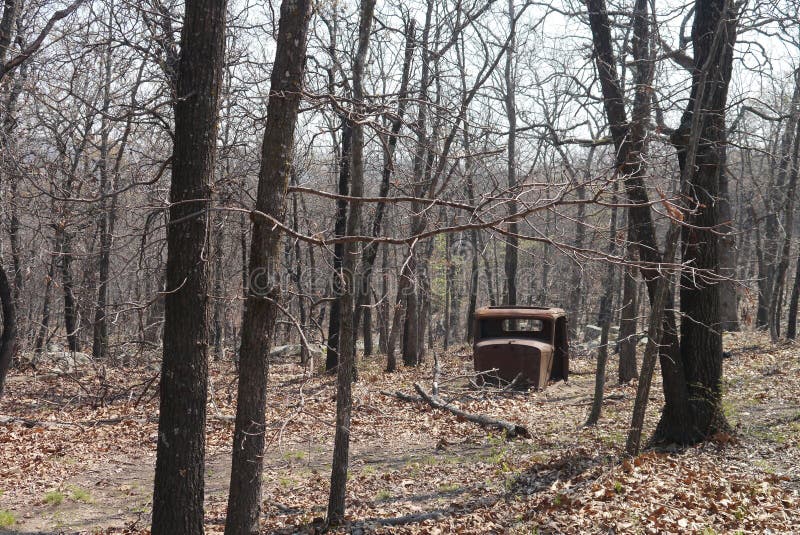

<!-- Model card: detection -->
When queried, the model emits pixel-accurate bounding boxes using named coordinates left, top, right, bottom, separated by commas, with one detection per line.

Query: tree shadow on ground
left=507, top=447, right=608, bottom=497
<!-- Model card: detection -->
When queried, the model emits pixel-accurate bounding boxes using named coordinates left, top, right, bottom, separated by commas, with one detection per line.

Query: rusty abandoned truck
left=473, top=306, right=569, bottom=390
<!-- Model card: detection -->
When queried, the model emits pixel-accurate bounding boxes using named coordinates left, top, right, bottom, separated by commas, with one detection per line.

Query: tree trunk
left=585, top=0, right=692, bottom=442
left=151, top=0, right=227, bottom=532
left=351, top=17, right=414, bottom=347
left=586, top=196, right=619, bottom=426
left=212, top=219, right=226, bottom=361
left=787, top=253, right=800, bottom=339
left=618, top=254, right=639, bottom=383
left=0, top=264, right=17, bottom=399
left=502, top=0, right=518, bottom=306
left=325, top=121, right=351, bottom=372
left=92, top=30, right=114, bottom=360
left=34, top=252, right=57, bottom=354
left=658, top=0, right=738, bottom=443
left=626, top=223, right=681, bottom=455
left=224, top=1, right=311, bottom=533
left=768, top=75, right=800, bottom=341
left=758, top=76, right=800, bottom=331
left=401, top=258, right=420, bottom=366
left=327, top=0, right=375, bottom=523
left=58, top=227, right=80, bottom=353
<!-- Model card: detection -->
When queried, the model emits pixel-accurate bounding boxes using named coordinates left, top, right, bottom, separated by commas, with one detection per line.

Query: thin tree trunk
left=92, top=24, right=114, bottom=360
left=325, top=121, right=351, bottom=372
left=34, top=251, right=57, bottom=354
left=768, top=83, right=800, bottom=341
left=618, top=251, right=639, bottom=383
left=0, top=264, right=16, bottom=399
left=352, top=17, right=414, bottom=346
left=224, top=1, right=311, bottom=533
left=58, top=227, right=80, bottom=353
left=586, top=196, right=619, bottom=426
left=626, top=223, right=681, bottom=455
left=503, top=0, right=518, bottom=306
left=327, top=0, right=375, bottom=523
left=787, top=253, right=800, bottom=339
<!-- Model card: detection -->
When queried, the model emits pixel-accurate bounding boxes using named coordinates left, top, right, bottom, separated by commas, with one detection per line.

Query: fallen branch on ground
left=410, top=382, right=530, bottom=439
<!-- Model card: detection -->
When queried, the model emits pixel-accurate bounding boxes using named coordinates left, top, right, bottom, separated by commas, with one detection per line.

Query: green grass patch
left=361, top=465, right=378, bottom=476
left=282, top=450, right=306, bottom=461
left=70, top=486, right=93, bottom=503
left=374, top=489, right=392, bottom=501
left=43, top=490, right=65, bottom=506
left=438, top=483, right=461, bottom=493
left=0, top=510, right=15, bottom=527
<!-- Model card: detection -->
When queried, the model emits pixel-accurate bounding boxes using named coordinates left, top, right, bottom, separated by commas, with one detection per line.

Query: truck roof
left=474, top=306, right=567, bottom=320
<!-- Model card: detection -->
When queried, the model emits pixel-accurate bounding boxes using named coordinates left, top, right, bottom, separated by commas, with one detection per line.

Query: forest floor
left=1, top=331, right=799, bottom=534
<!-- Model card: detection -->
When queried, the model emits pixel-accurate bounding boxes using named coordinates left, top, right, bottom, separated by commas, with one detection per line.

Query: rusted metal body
left=473, top=306, right=569, bottom=390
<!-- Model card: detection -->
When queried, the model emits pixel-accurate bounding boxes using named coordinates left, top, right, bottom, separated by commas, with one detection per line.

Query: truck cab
left=473, top=306, right=569, bottom=390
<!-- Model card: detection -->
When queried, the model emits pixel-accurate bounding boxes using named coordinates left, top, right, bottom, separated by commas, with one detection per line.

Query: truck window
left=502, top=318, right=543, bottom=333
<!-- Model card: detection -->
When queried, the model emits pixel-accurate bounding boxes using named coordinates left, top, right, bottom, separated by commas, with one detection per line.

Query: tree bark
left=351, top=17, right=414, bottom=347
left=618, top=245, right=639, bottom=383
left=57, top=226, right=80, bottom=353
left=325, top=121, right=351, bottom=372
left=224, top=1, right=311, bottom=533
left=327, top=0, right=375, bottom=524
left=658, top=0, right=738, bottom=443
left=0, top=263, right=16, bottom=399
left=586, top=195, right=619, bottom=426
left=787, top=252, right=800, bottom=339
left=34, top=251, right=56, bottom=354
left=626, top=223, right=681, bottom=456
left=92, top=24, right=114, bottom=360
left=585, top=0, right=691, bottom=441
left=502, top=0, right=518, bottom=306
left=151, top=0, right=227, bottom=532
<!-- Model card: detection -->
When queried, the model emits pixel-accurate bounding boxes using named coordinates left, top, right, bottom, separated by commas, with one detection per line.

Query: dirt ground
left=1, top=331, right=799, bottom=534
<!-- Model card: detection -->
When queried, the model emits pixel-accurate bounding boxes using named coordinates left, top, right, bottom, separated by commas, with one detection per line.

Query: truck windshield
left=479, top=318, right=551, bottom=340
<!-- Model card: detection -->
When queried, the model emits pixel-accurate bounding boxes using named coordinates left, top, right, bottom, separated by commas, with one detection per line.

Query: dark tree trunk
left=291, top=175, right=309, bottom=366
left=58, top=227, right=80, bottom=353
left=212, top=220, right=226, bottom=361
left=466, top=228, right=479, bottom=342
left=586, top=196, right=619, bottom=426
left=325, top=121, right=351, bottom=372
left=479, top=232, right=497, bottom=306
left=378, top=244, right=390, bottom=355
left=401, top=257, right=420, bottom=366
left=502, top=0, right=518, bottom=306
left=362, top=304, right=372, bottom=357
left=768, top=78, right=800, bottom=341
left=658, top=0, right=738, bottom=443
left=352, top=17, right=414, bottom=347
left=0, top=264, right=17, bottom=399
left=626, top=223, right=681, bottom=455
left=787, top=253, right=800, bottom=339
left=224, top=1, right=311, bottom=533
left=327, top=0, right=375, bottom=523
left=151, top=0, right=227, bottom=532
left=34, top=253, right=56, bottom=354
left=92, top=31, right=114, bottom=360
left=757, top=77, right=800, bottom=331
left=444, top=231, right=453, bottom=349
left=585, top=0, right=692, bottom=437
left=618, top=252, right=639, bottom=383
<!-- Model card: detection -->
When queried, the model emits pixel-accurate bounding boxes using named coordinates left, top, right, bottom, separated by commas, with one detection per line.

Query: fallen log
left=412, top=383, right=530, bottom=439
